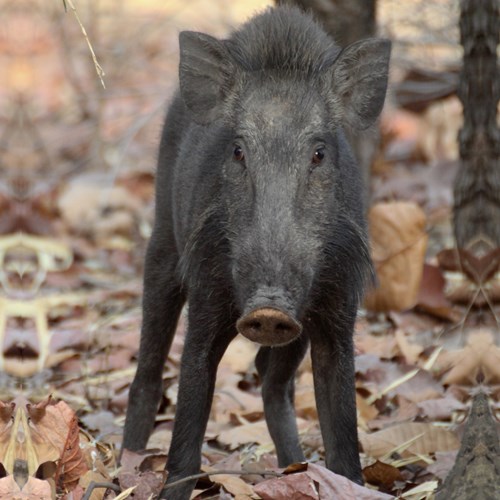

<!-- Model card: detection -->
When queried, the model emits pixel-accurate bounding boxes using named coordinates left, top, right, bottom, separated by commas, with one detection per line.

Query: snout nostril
left=237, top=307, right=302, bottom=346
left=275, top=322, right=291, bottom=332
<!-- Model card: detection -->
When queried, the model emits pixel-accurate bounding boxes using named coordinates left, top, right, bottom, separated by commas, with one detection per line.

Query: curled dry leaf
left=0, top=396, right=88, bottom=494
left=0, top=397, right=59, bottom=477
left=365, top=202, right=428, bottom=312
left=27, top=397, right=88, bottom=491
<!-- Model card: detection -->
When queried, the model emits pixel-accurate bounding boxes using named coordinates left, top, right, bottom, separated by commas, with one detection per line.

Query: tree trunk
left=276, top=0, right=376, bottom=46
left=436, top=392, right=500, bottom=499
left=453, top=0, right=500, bottom=252
left=275, top=0, right=378, bottom=201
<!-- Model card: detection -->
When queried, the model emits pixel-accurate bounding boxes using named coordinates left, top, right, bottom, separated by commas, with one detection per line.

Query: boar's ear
left=330, top=38, right=391, bottom=130
left=179, top=31, right=234, bottom=125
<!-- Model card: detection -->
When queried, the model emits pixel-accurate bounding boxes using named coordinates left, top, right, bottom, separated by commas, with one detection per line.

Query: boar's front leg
left=309, top=304, right=363, bottom=485
left=160, top=287, right=237, bottom=500
left=123, top=237, right=185, bottom=453
left=255, top=335, right=309, bottom=467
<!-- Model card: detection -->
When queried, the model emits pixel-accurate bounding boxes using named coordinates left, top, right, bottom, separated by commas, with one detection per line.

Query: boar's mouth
left=236, top=307, right=302, bottom=346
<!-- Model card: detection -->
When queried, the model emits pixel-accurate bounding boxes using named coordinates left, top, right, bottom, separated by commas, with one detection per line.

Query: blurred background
left=0, top=1, right=498, bottom=499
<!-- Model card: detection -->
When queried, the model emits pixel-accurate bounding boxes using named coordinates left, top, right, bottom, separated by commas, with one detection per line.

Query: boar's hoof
left=236, top=308, right=302, bottom=346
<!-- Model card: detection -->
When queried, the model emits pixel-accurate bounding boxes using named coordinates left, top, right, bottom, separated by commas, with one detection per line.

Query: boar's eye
left=233, top=146, right=245, bottom=162
left=312, top=147, right=325, bottom=166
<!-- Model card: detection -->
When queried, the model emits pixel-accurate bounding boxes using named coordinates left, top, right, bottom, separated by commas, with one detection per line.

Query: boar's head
left=178, top=9, right=390, bottom=346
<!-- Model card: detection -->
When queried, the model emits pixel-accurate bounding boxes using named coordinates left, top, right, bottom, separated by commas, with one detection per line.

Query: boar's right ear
left=329, top=38, right=391, bottom=130
left=179, top=31, right=235, bottom=125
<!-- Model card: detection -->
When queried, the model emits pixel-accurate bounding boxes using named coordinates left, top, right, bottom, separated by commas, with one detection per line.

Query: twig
left=64, top=0, right=106, bottom=88
left=82, top=481, right=122, bottom=500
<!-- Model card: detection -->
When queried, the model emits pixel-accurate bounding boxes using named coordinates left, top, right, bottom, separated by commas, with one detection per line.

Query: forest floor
left=0, top=1, right=498, bottom=499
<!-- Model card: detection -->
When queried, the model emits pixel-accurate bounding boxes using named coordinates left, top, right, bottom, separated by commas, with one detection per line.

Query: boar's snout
left=237, top=308, right=302, bottom=346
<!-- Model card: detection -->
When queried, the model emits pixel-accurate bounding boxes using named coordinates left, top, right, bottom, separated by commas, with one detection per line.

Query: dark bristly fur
left=122, top=6, right=390, bottom=499
left=226, top=7, right=339, bottom=74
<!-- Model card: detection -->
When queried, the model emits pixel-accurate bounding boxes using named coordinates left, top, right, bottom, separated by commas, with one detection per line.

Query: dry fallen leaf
left=254, top=463, right=394, bottom=500
left=217, top=420, right=273, bottom=450
left=359, top=422, right=459, bottom=459
left=0, top=396, right=89, bottom=494
left=437, top=329, right=500, bottom=385
left=254, top=471, right=319, bottom=500
left=30, top=397, right=88, bottom=491
left=419, top=96, right=461, bottom=162
left=363, top=460, right=403, bottom=489
left=416, top=264, right=460, bottom=321
left=0, top=474, right=53, bottom=499
left=220, top=337, right=258, bottom=373
left=206, top=470, right=255, bottom=498
left=118, top=470, right=165, bottom=500
left=58, top=173, right=143, bottom=241
left=365, top=202, right=428, bottom=312
left=394, top=329, right=423, bottom=365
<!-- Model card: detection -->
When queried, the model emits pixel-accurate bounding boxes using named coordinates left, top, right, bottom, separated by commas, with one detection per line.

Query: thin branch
left=82, top=481, right=122, bottom=500
left=64, top=0, right=106, bottom=88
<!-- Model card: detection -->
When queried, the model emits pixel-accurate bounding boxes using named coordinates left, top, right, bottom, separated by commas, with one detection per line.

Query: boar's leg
left=309, top=308, right=363, bottom=484
left=122, top=238, right=185, bottom=453
left=161, top=287, right=237, bottom=499
left=255, top=335, right=309, bottom=466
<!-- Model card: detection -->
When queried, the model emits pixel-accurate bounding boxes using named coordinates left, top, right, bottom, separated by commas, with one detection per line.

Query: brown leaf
left=363, top=460, right=403, bottom=489
left=356, top=393, right=379, bottom=427
left=78, top=470, right=110, bottom=500
left=417, top=394, right=465, bottom=421
left=426, top=451, right=458, bottom=481
left=416, top=264, right=459, bottom=321
left=0, top=396, right=58, bottom=476
left=220, top=337, right=258, bottom=373
left=359, top=422, right=459, bottom=459
left=26, top=397, right=88, bottom=491
left=365, top=202, right=428, bottom=312
left=217, top=419, right=310, bottom=451
left=283, top=462, right=308, bottom=474
left=207, top=472, right=255, bottom=497
left=118, top=470, right=165, bottom=500
left=355, top=332, right=398, bottom=359
left=0, top=474, right=52, bottom=499
left=437, top=330, right=500, bottom=385
left=394, top=329, right=423, bottom=365
left=255, top=463, right=394, bottom=500
left=253, top=471, right=319, bottom=500
left=217, top=421, right=272, bottom=450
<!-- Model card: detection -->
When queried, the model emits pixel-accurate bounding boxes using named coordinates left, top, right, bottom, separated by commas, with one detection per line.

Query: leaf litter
left=0, top=0, right=498, bottom=498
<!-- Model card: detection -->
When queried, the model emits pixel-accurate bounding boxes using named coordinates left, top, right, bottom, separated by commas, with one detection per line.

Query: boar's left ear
left=330, top=38, right=391, bottom=130
left=179, top=31, right=235, bottom=125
